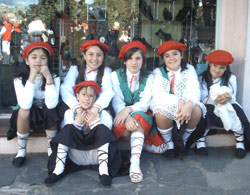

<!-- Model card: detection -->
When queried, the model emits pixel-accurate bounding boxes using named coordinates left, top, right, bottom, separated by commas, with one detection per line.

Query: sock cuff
left=98, top=143, right=109, bottom=150
left=17, top=131, right=30, bottom=138
left=131, top=131, right=145, bottom=138
left=158, top=126, right=173, bottom=134
left=45, top=130, right=57, bottom=137
left=186, top=127, right=196, bottom=132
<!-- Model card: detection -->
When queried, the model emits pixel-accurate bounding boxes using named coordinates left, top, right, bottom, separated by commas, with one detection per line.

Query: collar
left=86, top=65, right=98, bottom=74
left=166, top=67, right=181, bottom=74
left=212, top=77, right=221, bottom=84
left=126, top=68, right=140, bottom=82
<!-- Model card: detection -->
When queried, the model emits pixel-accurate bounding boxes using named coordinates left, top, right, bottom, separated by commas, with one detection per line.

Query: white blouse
left=14, top=74, right=60, bottom=110
left=151, top=64, right=200, bottom=105
left=200, top=74, right=237, bottom=105
left=60, top=65, right=114, bottom=111
left=111, top=68, right=154, bottom=115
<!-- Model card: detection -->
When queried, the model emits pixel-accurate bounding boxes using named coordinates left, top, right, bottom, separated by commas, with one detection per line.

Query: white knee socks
left=98, top=143, right=109, bottom=175
left=144, top=143, right=168, bottom=154
left=130, top=132, right=144, bottom=173
left=234, top=129, right=245, bottom=150
left=158, top=127, right=174, bottom=149
left=182, top=127, right=196, bottom=146
left=53, top=144, right=69, bottom=175
left=45, top=130, right=57, bottom=156
left=196, top=129, right=210, bottom=149
left=16, top=132, right=30, bottom=158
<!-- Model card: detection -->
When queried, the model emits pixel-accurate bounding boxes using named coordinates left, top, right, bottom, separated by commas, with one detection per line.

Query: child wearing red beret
left=7, top=42, right=60, bottom=167
left=150, top=40, right=206, bottom=158
left=191, top=50, right=250, bottom=158
left=60, top=40, right=114, bottom=131
left=45, top=81, right=124, bottom=186
left=111, top=41, right=167, bottom=183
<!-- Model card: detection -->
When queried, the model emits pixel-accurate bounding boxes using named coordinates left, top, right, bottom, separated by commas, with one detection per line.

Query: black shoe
left=235, top=148, right=246, bottom=159
left=163, top=149, right=176, bottom=159
left=140, top=0, right=154, bottom=20
left=12, top=156, right=26, bottom=167
left=175, top=7, right=191, bottom=21
left=44, top=173, right=65, bottom=184
left=155, top=29, right=172, bottom=41
left=99, top=174, right=112, bottom=187
left=194, top=147, right=208, bottom=156
left=163, top=8, right=172, bottom=21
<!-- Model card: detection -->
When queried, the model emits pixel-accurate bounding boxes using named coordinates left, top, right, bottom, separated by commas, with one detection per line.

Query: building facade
left=0, top=0, right=249, bottom=119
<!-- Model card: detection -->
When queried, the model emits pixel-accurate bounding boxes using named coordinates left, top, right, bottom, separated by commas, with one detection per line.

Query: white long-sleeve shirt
left=200, top=74, right=237, bottom=105
left=14, top=74, right=60, bottom=109
left=152, top=64, right=201, bottom=105
left=60, top=65, right=114, bottom=111
left=111, top=68, right=154, bottom=115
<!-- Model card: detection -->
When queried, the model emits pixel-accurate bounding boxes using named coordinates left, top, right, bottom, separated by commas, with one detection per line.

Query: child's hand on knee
left=125, top=116, right=138, bottom=132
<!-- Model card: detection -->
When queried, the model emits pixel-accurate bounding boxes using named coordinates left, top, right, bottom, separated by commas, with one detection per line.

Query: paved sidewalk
left=0, top=147, right=250, bottom=195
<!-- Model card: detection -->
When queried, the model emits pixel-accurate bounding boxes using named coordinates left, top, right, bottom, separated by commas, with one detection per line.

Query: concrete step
left=0, top=116, right=236, bottom=154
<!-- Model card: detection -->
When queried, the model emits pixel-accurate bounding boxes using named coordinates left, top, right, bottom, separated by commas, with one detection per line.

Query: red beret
left=81, top=22, right=88, bottom=27
left=3, top=17, right=9, bottom=21
left=73, top=81, right=101, bottom=95
left=157, top=40, right=186, bottom=56
left=119, top=41, right=147, bottom=59
left=205, top=50, right=234, bottom=66
left=22, top=42, right=53, bottom=58
left=80, top=40, right=109, bottom=53
left=13, top=22, right=20, bottom=28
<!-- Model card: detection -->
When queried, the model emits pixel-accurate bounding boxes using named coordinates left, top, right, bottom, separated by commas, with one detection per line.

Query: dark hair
left=201, top=64, right=232, bottom=92
left=121, top=47, right=149, bottom=82
left=77, top=44, right=106, bottom=84
left=14, top=47, right=53, bottom=91
left=77, top=85, right=98, bottom=100
left=160, top=49, right=188, bottom=72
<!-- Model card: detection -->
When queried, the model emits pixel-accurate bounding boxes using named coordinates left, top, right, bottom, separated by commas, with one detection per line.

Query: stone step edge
left=0, top=134, right=236, bottom=154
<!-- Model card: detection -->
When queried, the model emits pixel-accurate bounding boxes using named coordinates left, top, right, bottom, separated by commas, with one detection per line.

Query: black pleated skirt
left=47, top=124, right=129, bottom=177
left=7, top=105, right=60, bottom=140
left=186, top=104, right=250, bottom=149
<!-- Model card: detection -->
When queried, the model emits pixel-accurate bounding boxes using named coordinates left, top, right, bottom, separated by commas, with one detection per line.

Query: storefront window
left=0, top=0, right=216, bottom=113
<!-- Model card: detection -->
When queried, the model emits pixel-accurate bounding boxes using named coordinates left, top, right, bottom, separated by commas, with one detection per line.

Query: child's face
left=163, top=49, right=183, bottom=71
left=76, top=87, right=97, bottom=110
left=83, top=45, right=104, bottom=70
left=25, top=48, right=48, bottom=71
left=209, top=63, right=227, bottom=79
left=124, top=51, right=143, bottom=74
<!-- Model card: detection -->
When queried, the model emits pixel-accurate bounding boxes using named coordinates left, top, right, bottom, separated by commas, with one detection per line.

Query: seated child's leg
left=195, top=129, right=210, bottom=156
left=98, top=143, right=112, bottom=186
left=46, top=126, right=57, bottom=157
left=53, top=144, right=69, bottom=175
left=13, top=109, right=30, bottom=167
left=130, top=129, right=144, bottom=183
left=196, top=129, right=210, bottom=149
left=234, top=128, right=246, bottom=159
left=45, top=143, right=68, bottom=184
left=155, top=114, right=174, bottom=150
left=183, top=105, right=202, bottom=146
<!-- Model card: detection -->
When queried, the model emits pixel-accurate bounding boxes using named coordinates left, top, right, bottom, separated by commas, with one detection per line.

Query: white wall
left=243, top=1, right=250, bottom=118
left=216, top=0, right=249, bottom=118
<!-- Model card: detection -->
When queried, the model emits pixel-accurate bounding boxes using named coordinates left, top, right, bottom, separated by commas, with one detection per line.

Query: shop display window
left=0, top=0, right=216, bottom=112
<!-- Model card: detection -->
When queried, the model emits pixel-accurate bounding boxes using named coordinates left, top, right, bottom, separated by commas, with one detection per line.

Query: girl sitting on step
left=7, top=42, right=60, bottom=167
left=45, top=81, right=125, bottom=187
left=192, top=50, right=250, bottom=158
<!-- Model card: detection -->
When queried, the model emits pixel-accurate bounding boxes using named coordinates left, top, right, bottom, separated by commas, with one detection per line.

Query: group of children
left=7, top=39, right=250, bottom=186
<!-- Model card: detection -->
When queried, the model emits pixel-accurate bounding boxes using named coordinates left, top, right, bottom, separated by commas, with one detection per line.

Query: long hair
left=160, top=49, right=188, bottom=72
left=121, top=47, right=149, bottom=82
left=13, top=47, right=53, bottom=91
left=201, top=65, right=232, bottom=92
left=77, top=44, right=106, bottom=84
